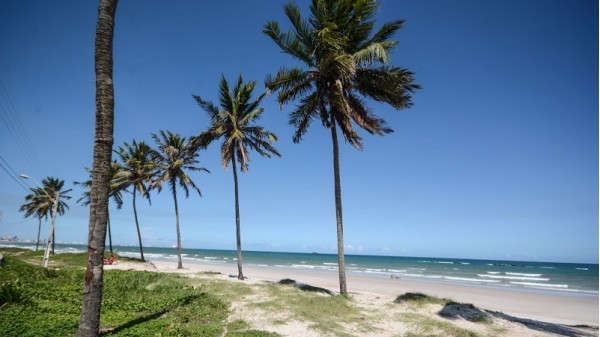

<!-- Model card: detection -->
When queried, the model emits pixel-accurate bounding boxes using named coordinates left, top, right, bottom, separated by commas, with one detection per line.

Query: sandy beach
left=106, top=258, right=599, bottom=337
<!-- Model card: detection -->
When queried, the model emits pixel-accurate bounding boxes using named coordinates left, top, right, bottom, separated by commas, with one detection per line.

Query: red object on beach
left=103, top=256, right=115, bottom=265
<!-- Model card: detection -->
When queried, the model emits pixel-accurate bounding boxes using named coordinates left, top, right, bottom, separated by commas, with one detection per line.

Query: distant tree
left=114, top=140, right=156, bottom=261
left=264, top=0, right=420, bottom=294
left=74, top=161, right=125, bottom=254
left=78, top=0, right=118, bottom=335
left=19, top=188, right=50, bottom=251
left=150, top=130, right=209, bottom=269
left=193, top=75, right=280, bottom=280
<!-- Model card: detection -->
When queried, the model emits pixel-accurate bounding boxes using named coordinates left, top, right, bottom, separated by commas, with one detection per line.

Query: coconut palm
left=150, top=130, right=209, bottom=269
left=114, top=140, right=156, bottom=262
left=264, top=0, right=420, bottom=294
left=74, top=161, right=125, bottom=254
left=19, top=188, right=50, bottom=251
left=36, top=177, right=72, bottom=255
left=193, top=75, right=280, bottom=280
left=78, top=0, right=118, bottom=335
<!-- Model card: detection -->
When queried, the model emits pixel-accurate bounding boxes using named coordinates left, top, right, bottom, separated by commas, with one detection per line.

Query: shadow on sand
left=485, top=311, right=598, bottom=337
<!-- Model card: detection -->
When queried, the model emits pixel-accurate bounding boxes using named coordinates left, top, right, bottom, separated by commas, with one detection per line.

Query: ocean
left=2, top=242, right=597, bottom=296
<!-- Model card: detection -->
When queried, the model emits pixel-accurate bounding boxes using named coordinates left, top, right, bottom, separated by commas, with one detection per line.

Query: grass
left=226, top=320, right=281, bottom=337
left=440, top=301, right=491, bottom=323
left=1, top=248, right=508, bottom=337
left=0, top=249, right=277, bottom=337
left=400, top=312, right=481, bottom=337
left=252, top=281, right=367, bottom=337
left=394, top=292, right=450, bottom=307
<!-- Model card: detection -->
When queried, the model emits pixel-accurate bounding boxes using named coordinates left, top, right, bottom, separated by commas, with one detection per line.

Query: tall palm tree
left=78, top=0, right=118, bottom=335
left=74, top=161, right=125, bottom=254
left=39, top=177, right=72, bottom=255
left=150, top=130, right=209, bottom=269
left=114, top=140, right=156, bottom=262
left=264, top=0, right=420, bottom=294
left=193, top=75, right=280, bottom=280
left=19, top=188, right=50, bottom=251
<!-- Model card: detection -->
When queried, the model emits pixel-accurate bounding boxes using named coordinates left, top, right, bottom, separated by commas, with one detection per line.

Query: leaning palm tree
left=114, top=140, right=156, bottom=261
left=74, top=161, right=125, bottom=254
left=39, top=177, right=72, bottom=255
left=150, top=130, right=209, bottom=269
left=19, top=188, right=50, bottom=251
left=78, top=0, right=118, bottom=335
left=264, top=0, right=420, bottom=294
left=193, top=75, right=280, bottom=280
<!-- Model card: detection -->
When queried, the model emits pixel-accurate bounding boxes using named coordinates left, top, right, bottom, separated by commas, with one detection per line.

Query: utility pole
left=42, top=191, right=59, bottom=268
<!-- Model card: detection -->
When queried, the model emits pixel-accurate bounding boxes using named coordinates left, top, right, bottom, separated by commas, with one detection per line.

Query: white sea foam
left=478, top=274, right=549, bottom=281
left=445, top=276, right=500, bottom=283
left=437, top=261, right=454, bottom=264
left=510, top=282, right=568, bottom=288
left=505, top=272, right=543, bottom=277
left=366, top=268, right=386, bottom=272
left=486, top=271, right=500, bottom=274
left=400, top=273, right=443, bottom=279
left=204, top=256, right=218, bottom=260
left=576, top=268, right=589, bottom=271
left=387, top=269, right=407, bottom=273
left=540, top=266, right=555, bottom=269
left=459, top=262, right=470, bottom=265
left=323, top=262, right=338, bottom=266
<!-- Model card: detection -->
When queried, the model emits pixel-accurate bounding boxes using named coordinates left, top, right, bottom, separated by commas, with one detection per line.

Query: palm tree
left=193, top=75, right=280, bottom=280
left=19, top=188, right=50, bottom=251
left=39, top=177, right=72, bottom=255
left=150, top=130, right=209, bottom=269
left=78, top=0, right=118, bottom=335
left=264, top=0, right=420, bottom=294
left=74, top=161, right=125, bottom=254
left=114, top=140, right=156, bottom=262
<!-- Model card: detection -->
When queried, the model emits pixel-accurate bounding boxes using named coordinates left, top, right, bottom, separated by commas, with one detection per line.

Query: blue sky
left=0, top=0, right=597, bottom=263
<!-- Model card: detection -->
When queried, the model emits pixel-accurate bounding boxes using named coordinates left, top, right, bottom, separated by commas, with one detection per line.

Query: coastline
left=110, top=257, right=599, bottom=327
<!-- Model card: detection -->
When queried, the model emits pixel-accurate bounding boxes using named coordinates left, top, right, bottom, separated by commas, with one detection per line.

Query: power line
left=0, top=155, right=31, bottom=192
left=0, top=76, right=44, bottom=178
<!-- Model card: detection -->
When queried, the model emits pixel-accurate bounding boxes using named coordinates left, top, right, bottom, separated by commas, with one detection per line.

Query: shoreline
left=110, top=257, right=599, bottom=327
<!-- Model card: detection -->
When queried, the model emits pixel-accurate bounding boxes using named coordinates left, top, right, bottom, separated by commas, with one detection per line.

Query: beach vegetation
left=254, top=282, right=362, bottom=336
left=114, top=140, right=157, bottom=262
left=394, top=292, right=451, bottom=307
left=192, top=75, right=281, bottom=280
left=73, top=161, right=125, bottom=254
left=400, top=312, right=481, bottom=337
left=439, top=301, right=491, bottom=323
left=226, top=320, right=281, bottom=337
left=0, top=251, right=238, bottom=337
left=150, top=130, right=209, bottom=269
left=276, top=278, right=334, bottom=295
left=264, top=0, right=420, bottom=295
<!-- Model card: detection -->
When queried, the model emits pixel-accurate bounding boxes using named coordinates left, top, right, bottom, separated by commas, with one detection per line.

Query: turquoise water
left=3, top=242, right=597, bottom=296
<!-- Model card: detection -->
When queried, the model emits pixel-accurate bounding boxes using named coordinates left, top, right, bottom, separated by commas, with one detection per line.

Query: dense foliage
left=0, top=250, right=277, bottom=337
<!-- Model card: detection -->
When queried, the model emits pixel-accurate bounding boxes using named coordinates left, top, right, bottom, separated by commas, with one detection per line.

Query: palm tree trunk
left=231, top=152, right=244, bottom=280
left=132, top=185, right=145, bottom=261
left=51, top=231, right=55, bottom=255
left=172, top=181, right=183, bottom=269
left=78, top=0, right=118, bottom=335
left=36, top=217, right=41, bottom=251
left=107, top=209, right=113, bottom=254
left=330, top=116, right=347, bottom=295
